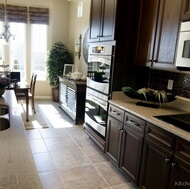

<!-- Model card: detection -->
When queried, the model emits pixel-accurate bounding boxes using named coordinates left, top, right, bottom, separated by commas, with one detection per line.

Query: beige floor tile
left=59, top=165, right=109, bottom=189
left=26, top=100, right=138, bottom=189
left=81, top=145, right=109, bottom=164
left=50, top=148, right=91, bottom=169
left=39, top=171, right=65, bottom=189
left=44, top=137, right=78, bottom=151
left=26, top=129, right=42, bottom=140
left=28, top=139, right=48, bottom=153
left=94, top=162, right=129, bottom=187
left=33, top=152, right=56, bottom=173
left=40, top=128, right=69, bottom=138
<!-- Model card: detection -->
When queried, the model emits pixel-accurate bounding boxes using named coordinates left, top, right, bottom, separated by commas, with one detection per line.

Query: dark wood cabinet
left=59, top=77, right=86, bottom=124
left=181, top=0, right=190, bottom=21
left=168, top=137, right=190, bottom=189
left=106, top=104, right=190, bottom=188
left=135, top=0, right=181, bottom=69
left=89, top=0, right=116, bottom=42
left=139, top=138, right=173, bottom=189
left=139, top=123, right=190, bottom=189
left=120, top=125, right=144, bottom=184
left=106, top=115, right=123, bottom=164
left=106, top=104, right=145, bottom=185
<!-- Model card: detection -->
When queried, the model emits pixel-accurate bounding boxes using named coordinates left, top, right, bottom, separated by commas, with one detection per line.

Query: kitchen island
left=0, top=90, right=41, bottom=188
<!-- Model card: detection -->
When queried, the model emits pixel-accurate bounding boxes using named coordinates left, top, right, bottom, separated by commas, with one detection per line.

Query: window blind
left=7, top=5, right=27, bottom=23
left=0, top=4, right=4, bottom=21
left=29, top=7, right=49, bottom=25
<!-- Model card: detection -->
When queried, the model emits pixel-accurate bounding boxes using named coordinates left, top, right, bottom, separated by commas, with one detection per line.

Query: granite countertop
left=110, top=92, right=190, bottom=142
left=0, top=90, right=41, bottom=188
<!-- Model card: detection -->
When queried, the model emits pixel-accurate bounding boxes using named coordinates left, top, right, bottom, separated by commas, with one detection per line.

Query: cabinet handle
left=165, top=158, right=170, bottom=163
left=128, top=120, right=140, bottom=127
left=171, top=163, right=176, bottom=167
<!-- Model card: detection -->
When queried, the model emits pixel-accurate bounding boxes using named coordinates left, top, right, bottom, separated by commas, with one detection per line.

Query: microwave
left=176, top=21, right=190, bottom=68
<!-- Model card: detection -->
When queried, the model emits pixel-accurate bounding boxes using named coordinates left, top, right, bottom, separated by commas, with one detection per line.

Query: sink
left=0, top=118, right=10, bottom=131
left=0, top=106, right=10, bottom=131
left=153, top=114, right=190, bottom=132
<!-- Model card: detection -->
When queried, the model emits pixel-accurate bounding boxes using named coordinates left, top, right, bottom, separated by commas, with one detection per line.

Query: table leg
left=26, top=90, right=29, bottom=122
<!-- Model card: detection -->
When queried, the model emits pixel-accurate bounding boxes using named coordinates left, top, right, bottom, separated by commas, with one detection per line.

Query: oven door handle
left=87, top=94, right=107, bottom=110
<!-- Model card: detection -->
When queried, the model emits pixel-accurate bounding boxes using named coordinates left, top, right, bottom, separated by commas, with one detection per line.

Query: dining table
left=6, top=82, right=31, bottom=122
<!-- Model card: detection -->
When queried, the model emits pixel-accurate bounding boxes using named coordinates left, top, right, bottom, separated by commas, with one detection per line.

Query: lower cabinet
left=106, top=104, right=145, bottom=184
left=120, top=125, right=144, bottom=183
left=139, top=138, right=173, bottom=189
left=106, top=103, right=190, bottom=188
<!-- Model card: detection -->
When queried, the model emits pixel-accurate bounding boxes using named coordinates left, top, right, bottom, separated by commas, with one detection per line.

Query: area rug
left=19, top=103, right=49, bottom=130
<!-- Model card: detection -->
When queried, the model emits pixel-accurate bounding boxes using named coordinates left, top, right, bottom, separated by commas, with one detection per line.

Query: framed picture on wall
left=63, top=64, right=74, bottom=76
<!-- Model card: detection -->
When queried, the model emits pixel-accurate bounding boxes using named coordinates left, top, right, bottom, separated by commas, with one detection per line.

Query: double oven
left=84, top=41, right=115, bottom=141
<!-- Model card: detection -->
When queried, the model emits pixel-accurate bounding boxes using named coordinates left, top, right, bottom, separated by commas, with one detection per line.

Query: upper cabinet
left=135, top=0, right=182, bottom=69
left=181, top=0, right=190, bottom=21
left=89, top=0, right=117, bottom=42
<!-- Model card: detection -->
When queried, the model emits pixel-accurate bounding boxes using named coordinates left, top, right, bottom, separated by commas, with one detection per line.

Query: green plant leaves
left=46, top=41, right=74, bottom=86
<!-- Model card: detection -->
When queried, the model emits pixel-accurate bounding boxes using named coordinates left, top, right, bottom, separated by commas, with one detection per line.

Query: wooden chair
left=16, top=74, right=37, bottom=114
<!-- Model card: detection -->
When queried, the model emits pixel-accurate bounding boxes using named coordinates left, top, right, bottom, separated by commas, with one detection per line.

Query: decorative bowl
left=122, top=87, right=176, bottom=104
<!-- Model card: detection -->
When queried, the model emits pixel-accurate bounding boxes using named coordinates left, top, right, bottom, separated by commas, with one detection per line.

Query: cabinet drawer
left=109, top=104, right=124, bottom=122
left=124, top=112, right=145, bottom=135
left=175, top=137, right=190, bottom=163
left=146, top=122, right=176, bottom=151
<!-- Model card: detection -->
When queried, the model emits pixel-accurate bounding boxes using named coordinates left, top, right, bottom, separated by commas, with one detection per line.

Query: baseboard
left=35, top=96, right=52, bottom=100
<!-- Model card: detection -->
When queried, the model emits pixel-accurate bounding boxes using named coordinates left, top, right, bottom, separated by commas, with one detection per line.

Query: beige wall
left=0, top=0, right=90, bottom=99
left=68, top=0, right=90, bottom=76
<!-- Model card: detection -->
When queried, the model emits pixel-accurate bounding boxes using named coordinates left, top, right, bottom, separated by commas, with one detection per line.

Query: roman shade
left=6, top=5, right=27, bottom=23
left=29, top=7, right=49, bottom=25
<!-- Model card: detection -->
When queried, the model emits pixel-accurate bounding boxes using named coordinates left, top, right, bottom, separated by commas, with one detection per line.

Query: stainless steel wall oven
left=84, top=41, right=115, bottom=144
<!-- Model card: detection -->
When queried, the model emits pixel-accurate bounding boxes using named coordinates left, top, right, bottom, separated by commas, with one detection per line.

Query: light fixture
left=0, top=0, right=15, bottom=43
left=75, top=34, right=82, bottom=59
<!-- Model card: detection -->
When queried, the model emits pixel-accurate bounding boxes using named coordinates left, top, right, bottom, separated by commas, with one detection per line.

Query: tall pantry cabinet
left=88, top=0, right=141, bottom=91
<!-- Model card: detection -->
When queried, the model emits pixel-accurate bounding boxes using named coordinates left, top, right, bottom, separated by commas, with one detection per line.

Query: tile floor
left=25, top=100, right=138, bottom=189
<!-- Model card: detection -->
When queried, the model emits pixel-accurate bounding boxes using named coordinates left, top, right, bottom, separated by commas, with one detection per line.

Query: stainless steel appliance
left=176, top=21, right=190, bottom=69
left=84, top=41, right=115, bottom=141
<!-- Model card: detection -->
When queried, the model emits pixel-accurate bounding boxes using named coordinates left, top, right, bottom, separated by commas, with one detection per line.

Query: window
left=9, top=22, right=26, bottom=80
left=78, top=2, right=83, bottom=18
left=31, top=24, right=47, bottom=80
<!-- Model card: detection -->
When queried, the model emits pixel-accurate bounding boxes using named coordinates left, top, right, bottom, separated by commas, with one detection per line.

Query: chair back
left=30, top=74, right=37, bottom=96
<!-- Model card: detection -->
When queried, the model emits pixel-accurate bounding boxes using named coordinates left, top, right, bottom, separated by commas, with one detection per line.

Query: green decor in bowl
left=122, top=87, right=176, bottom=108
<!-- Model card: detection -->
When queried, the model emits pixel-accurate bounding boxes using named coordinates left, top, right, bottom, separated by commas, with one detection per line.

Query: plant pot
left=52, top=86, right=59, bottom=102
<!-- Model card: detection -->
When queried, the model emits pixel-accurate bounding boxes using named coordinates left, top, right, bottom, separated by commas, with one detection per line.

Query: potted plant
left=0, top=75, right=10, bottom=97
left=46, top=41, right=73, bottom=102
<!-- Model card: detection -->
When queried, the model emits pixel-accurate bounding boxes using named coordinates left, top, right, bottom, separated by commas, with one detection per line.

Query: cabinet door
left=89, top=0, right=116, bottom=42
left=120, top=125, right=143, bottom=184
left=135, top=0, right=159, bottom=66
left=135, top=0, right=181, bottom=68
left=106, top=115, right=123, bottom=165
left=99, top=0, right=116, bottom=41
left=89, top=0, right=102, bottom=42
left=181, top=0, right=190, bottom=21
left=139, top=138, right=173, bottom=189
left=153, top=0, right=181, bottom=68
left=168, top=156, right=190, bottom=189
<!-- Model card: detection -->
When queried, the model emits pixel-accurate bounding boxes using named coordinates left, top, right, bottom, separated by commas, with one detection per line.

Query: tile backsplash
left=148, top=69, right=190, bottom=99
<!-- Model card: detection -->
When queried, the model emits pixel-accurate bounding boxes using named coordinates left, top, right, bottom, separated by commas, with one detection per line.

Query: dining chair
left=16, top=73, right=37, bottom=114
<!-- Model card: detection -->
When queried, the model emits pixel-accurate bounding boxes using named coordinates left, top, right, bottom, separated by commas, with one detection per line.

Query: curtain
left=29, top=7, right=49, bottom=25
